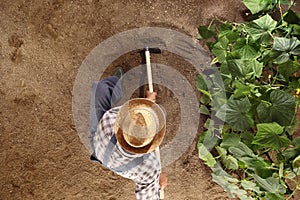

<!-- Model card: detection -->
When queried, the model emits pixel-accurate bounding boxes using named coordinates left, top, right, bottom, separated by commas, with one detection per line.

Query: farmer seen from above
left=89, top=67, right=168, bottom=200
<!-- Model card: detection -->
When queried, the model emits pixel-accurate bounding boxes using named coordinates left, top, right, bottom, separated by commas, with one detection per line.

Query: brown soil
left=1, top=0, right=296, bottom=200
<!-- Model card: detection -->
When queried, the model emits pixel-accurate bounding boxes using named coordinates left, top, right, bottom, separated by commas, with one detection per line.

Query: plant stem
left=286, top=185, right=297, bottom=200
left=268, top=31, right=275, bottom=40
left=265, top=152, right=273, bottom=163
left=208, top=19, right=215, bottom=29
left=286, top=169, right=300, bottom=200
left=271, top=71, right=279, bottom=86
left=289, top=0, right=295, bottom=10
left=278, top=0, right=283, bottom=19
left=260, top=100, right=272, bottom=106
left=258, top=148, right=271, bottom=156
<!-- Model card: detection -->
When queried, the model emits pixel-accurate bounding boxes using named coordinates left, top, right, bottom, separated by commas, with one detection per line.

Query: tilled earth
left=0, top=0, right=284, bottom=199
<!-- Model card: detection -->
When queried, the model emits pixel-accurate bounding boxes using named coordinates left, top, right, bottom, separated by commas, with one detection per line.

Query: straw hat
left=115, top=98, right=166, bottom=154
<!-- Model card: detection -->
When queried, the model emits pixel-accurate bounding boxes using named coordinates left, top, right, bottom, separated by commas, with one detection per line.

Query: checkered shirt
left=93, top=106, right=161, bottom=200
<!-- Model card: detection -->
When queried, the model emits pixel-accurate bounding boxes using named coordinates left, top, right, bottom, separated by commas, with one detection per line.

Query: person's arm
left=159, top=172, right=168, bottom=190
left=146, top=91, right=157, bottom=102
left=135, top=171, right=160, bottom=200
left=133, top=152, right=168, bottom=200
left=135, top=171, right=168, bottom=200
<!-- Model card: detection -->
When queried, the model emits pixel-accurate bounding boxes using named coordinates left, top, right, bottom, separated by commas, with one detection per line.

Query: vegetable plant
left=197, top=0, right=300, bottom=199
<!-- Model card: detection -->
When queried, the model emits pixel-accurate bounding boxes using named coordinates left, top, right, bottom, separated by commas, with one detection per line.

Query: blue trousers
left=89, top=76, right=121, bottom=152
left=89, top=77, right=150, bottom=172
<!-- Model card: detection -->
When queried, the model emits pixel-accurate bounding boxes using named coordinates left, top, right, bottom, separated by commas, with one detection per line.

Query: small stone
left=21, top=80, right=25, bottom=87
left=8, top=34, right=24, bottom=48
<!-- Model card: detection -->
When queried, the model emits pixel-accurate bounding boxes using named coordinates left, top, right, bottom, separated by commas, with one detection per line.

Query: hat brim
left=115, top=98, right=166, bottom=154
left=116, top=124, right=166, bottom=154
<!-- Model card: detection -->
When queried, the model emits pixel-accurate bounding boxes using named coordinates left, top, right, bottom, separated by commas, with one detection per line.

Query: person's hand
left=146, top=91, right=157, bottom=102
left=159, top=172, right=168, bottom=189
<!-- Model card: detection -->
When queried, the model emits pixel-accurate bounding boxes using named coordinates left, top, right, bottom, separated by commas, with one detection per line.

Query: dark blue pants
left=89, top=76, right=121, bottom=152
left=88, top=77, right=150, bottom=172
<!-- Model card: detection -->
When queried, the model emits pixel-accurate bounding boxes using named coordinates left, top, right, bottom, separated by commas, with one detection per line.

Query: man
left=89, top=68, right=168, bottom=200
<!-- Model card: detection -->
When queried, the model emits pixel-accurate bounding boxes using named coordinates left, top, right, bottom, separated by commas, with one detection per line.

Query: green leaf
left=212, top=36, right=229, bottom=63
left=245, top=14, right=277, bottom=44
left=216, top=146, right=227, bottom=158
left=257, top=90, right=296, bottom=126
left=241, top=180, right=261, bottom=194
left=218, top=22, right=240, bottom=43
left=210, top=92, right=228, bottom=111
left=290, top=24, right=300, bottom=38
left=293, top=137, right=300, bottom=147
left=221, top=132, right=240, bottom=149
left=293, top=155, right=300, bottom=168
left=211, top=167, right=255, bottom=200
left=272, top=37, right=300, bottom=64
left=241, top=132, right=255, bottom=148
left=265, top=193, right=285, bottom=200
left=206, top=41, right=216, bottom=51
left=283, top=9, right=300, bottom=25
left=233, top=82, right=255, bottom=98
left=285, top=168, right=300, bottom=179
left=198, top=25, right=216, bottom=39
left=277, top=60, right=299, bottom=80
left=233, top=38, right=260, bottom=59
left=224, top=155, right=239, bottom=170
left=242, top=0, right=271, bottom=14
left=220, top=62, right=230, bottom=75
left=198, top=143, right=217, bottom=167
left=229, top=142, right=255, bottom=159
left=227, top=51, right=242, bottom=60
left=197, top=74, right=212, bottom=105
left=212, top=162, right=233, bottom=176
left=253, top=174, right=286, bottom=194
left=199, top=105, right=210, bottom=115
left=239, top=156, right=273, bottom=178
left=212, top=173, right=250, bottom=199
left=282, top=147, right=300, bottom=162
left=216, top=146, right=239, bottom=170
left=200, top=94, right=210, bottom=105
left=216, top=97, right=254, bottom=131
left=289, top=79, right=300, bottom=91
left=211, top=174, right=235, bottom=198
left=294, top=167, right=300, bottom=175
left=259, top=47, right=273, bottom=65
left=279, top=0, right=293, bottom=6
left=218, top=22, right=233, bottom=32
left=257, top=102, right=272, bottom=123
left=204, top=118, right=213, bottom=129
left=220, top=31, right=240, bottom=43
left=196, top=75, right=209, bottom=95
left=227, top=59, right=263, bottom=80
left=199, top=130, right=219, bottom=150
left=252, top=122, right=290, bottom=149
left=285, top=117, right=298, bottom=135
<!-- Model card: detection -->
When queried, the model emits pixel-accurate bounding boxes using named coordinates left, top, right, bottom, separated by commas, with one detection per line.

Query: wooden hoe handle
left=145, top=47, right=164, bottom=199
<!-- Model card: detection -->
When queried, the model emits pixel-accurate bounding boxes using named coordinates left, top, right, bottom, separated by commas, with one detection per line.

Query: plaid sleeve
left=133, top=153, right=161, bottom=200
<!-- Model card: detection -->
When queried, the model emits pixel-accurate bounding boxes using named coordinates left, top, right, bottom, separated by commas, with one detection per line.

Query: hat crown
left=132, top=112, right=146, bottom=126
left=115, top=98, right=166, bottom=151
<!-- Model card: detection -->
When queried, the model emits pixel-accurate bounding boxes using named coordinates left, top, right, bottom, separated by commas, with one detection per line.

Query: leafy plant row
left=197, top=0, right=300, bottom=199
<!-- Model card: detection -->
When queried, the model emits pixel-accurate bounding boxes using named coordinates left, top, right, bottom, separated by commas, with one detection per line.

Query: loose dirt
left=1, top=0, right=294, bottom=200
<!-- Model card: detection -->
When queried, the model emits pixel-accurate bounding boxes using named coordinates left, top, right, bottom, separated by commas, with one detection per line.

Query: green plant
left=197, top=0, right=300, bottom=199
